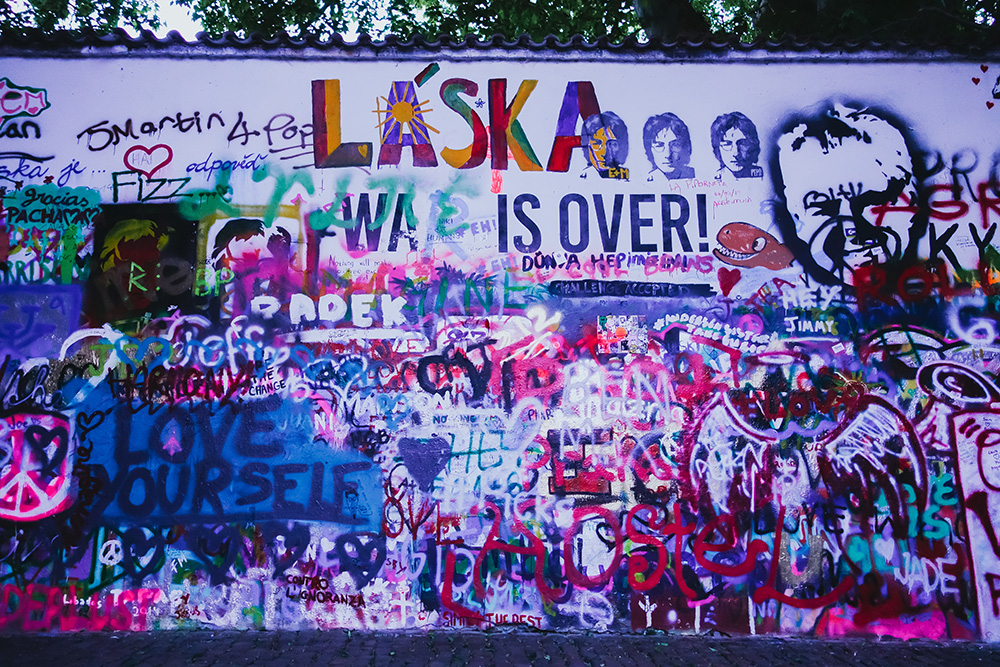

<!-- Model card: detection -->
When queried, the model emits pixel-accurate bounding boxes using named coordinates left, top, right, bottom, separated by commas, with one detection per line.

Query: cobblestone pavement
left=4, top=630, right=1000, bottom=667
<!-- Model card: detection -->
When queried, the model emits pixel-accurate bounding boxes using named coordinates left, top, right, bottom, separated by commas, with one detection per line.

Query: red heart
left=989, top=101, right=995, bottom=110
left=982, top=64, right=990, bottom=73
left=973, top=77, right=981, bottom=85
left=123, top=144, right=173, bottom=179
left=718, top=267, right=742, bottom=297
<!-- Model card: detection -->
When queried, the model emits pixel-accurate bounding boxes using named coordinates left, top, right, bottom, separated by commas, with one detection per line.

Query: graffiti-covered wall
left=2, top=38, right=1000, bottom=639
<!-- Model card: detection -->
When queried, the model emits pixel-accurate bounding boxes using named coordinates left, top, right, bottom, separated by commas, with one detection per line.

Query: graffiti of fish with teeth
left=713, top=221, right=794, bottom=270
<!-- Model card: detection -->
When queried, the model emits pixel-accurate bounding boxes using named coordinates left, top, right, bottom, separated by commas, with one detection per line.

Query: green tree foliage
left=172, top=0, right=356, bottom=38
left=167, top=0, right=641, bottom=42
left=401, top=0, right=642, bottom=42
left=1, top=0, right=160, bottom=33
left=1, top=0, right=997, bottom=43
left=690, top=0, right=999, bottom=42
left=760, top=0, right=999, bottom=41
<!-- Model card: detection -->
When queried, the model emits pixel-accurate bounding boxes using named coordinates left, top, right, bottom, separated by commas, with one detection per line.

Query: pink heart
left=718, top=267, right=742, bottom=297
left=123, top=144, right=173, bottom=179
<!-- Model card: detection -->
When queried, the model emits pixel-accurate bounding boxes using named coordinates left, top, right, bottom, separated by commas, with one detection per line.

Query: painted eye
left=752, top=237, right=766, bottom=252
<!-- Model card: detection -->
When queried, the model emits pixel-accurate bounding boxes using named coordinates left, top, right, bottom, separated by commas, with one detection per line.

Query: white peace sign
left=99, top=538, right=124, bottom=566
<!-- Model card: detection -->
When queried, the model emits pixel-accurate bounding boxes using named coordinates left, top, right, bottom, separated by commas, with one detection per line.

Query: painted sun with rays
left=373, top=81, right=440, bottom=166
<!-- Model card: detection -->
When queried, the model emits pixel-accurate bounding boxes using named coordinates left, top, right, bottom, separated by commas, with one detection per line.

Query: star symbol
left=475, top=98, right=485, bottom=109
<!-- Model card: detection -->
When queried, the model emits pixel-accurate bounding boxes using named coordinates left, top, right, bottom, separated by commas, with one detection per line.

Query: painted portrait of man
left=209, top=217, right=297, bottom=318
left=84, top=204, right=197, bottom=326
left=710, top=112, right=763, bottom=180
left=642, top=113, right=694, bottom=182
left=581, top=112, right=629, bottom=179
left=772, top=103, right=924, bottom=287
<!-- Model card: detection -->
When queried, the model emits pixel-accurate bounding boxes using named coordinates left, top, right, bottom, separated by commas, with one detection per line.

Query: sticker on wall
left=598, top=315, right=648, bottom=354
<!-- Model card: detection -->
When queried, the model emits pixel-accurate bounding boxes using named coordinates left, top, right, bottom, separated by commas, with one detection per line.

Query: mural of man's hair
left=581, top=112, right=629, bottom=168
left=211, top=218, right=265, bottom=262
left=211, top=217, right=294, bottom=270
left=100, top=218, right=168, bottom=272
left=710, top=112, right=760, bottom=166
left=642, top=113, right=691, bottom=167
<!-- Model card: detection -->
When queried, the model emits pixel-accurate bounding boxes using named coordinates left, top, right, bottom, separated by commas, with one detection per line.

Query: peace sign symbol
left=99, top=538, right=124, bottom=566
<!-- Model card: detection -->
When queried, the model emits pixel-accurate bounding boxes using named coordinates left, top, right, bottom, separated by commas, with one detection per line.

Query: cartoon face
left=651, top=128, right=687, bottom=174
left=719, top=127, right=751, bottom=173
left=588, top=126, right=617, bottom=171
left=714, top=222, right=793, bottom=270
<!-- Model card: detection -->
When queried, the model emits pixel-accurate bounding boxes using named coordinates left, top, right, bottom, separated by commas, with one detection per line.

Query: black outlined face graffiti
left=642, top=113, right=694, bottom=181
left=710, top=112, right=763, bottom=179
left=775, top=104, right=918, bottom=286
